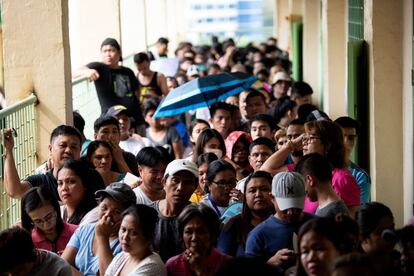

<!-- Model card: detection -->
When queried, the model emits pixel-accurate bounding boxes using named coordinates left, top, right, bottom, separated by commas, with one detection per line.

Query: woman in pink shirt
left=302, top=120, right=360, bottom=218
left=21, top=186, right=77, bottom=255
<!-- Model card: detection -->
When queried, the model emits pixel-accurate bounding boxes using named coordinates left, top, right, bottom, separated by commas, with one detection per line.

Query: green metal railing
left=0, top=94, right=38, bottom=230
left=72, top=77, right=101, bottom=139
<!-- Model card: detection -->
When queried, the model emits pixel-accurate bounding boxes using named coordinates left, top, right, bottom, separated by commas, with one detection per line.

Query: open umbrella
left=153, top=72, right=258, bottom=118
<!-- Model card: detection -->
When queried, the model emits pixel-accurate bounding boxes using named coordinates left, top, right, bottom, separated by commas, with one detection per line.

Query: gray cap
left=95, top=182, right=137, bottom=207
left=272, top=172, right=306, bottom=211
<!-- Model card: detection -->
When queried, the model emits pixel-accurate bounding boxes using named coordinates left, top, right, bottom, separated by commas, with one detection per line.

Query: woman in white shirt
left=105, top=204, right=166, bottom=276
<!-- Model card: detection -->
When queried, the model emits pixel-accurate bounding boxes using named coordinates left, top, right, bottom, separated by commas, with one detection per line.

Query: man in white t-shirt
left=133, top=147, right=170, bottom=205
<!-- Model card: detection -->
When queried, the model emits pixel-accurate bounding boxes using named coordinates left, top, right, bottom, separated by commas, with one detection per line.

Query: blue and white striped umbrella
left=153, top=72, right=258, bottom=118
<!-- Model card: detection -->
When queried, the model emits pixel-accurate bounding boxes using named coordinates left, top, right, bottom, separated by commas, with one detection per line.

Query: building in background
left=185, top=0, right=274, bottom=45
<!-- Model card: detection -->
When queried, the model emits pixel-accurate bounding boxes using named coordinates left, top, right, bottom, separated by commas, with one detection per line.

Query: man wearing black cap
left=74, top=38, right=146, bottom=136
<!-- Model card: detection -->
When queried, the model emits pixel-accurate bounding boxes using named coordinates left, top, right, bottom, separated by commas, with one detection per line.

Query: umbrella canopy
left=153, top=72, right=258, bottom=118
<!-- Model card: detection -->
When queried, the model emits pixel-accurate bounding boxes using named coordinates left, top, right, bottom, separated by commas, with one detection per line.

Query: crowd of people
left=1, top=35, right=413, bottom=276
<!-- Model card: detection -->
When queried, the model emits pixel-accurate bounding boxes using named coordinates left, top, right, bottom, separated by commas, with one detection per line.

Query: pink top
left=166, top=248, right=232, bottom=276
left=32, top=222, right=77, bottom=254
left=331, top=168, right=361, bottom=207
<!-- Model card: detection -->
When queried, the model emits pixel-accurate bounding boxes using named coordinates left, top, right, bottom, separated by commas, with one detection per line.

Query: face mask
left=205, top=148, right=223, bottom=159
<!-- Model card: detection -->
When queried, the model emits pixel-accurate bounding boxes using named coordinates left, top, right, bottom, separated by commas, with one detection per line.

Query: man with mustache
left=151, top=159, right=199, bottom=262
left=3, top=125, right=104, bottom=200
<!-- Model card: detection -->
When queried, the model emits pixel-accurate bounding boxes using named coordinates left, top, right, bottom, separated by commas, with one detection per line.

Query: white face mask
left=205, top=148, right=223, bottom=159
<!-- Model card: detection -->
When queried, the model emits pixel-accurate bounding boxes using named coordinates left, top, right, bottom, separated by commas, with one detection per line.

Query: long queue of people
left=1, top=36, right=413, bottom=276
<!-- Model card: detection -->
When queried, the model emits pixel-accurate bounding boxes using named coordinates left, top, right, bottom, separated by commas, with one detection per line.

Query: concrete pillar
left=274, top=0, right=291, bottom=51
left=2, top=0, right=72, bottom=163
left=320, top=0, right=347, bottom=118
left=69, top=0, right=121, bottom=71
left=402, top=0, right=413, bottom=224
left=289, top=0, right=303, bottom=15
left=120, top=0, right=148, bottom=56
left=302, top=0, right=321, bottom=106
left=365, top=0, right=404, bottom=226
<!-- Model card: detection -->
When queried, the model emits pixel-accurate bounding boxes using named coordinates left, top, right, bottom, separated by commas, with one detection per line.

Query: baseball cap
left=95, top=182, right=137, bottom=207
left=272, top=71, right=291, bottom=85
left=164, top=159, right=199, bottom=178
left=106, top=105, right=130, bottom=117
left=271, top=172, right=305, bottom=211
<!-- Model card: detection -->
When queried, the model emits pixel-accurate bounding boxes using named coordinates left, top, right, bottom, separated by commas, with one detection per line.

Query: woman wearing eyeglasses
left=200, top=159, right=241, bottom=218
left=261, top=119, right=360, bottom=218
left=21, top=186, right=77, bottom=255
left=301, top=120, right=360, bottom=218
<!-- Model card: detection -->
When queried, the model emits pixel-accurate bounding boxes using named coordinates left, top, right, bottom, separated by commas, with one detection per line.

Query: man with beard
left=245, top=172, right=313, bottom=271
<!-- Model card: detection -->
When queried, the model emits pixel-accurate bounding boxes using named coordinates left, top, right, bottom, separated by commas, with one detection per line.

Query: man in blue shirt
left=245, top=171, right=313, bottom=271
left=335, top=116, right=371, bottom=203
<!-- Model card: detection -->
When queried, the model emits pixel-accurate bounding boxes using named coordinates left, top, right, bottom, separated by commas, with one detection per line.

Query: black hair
left=333, top=253, right=376, bottom=276
left=73, top=111, right=85, bottom=134
left=0, top=227, right=37, bottom=272
left=86, top=140, right=113, bottom=167
left=249, top=137, right=275, bottom=153
left=356, top=202, right=394, bottom=240
left=296, top=216, right=359, bottom=276
left=304, top=120, right=345, bottom=169
left=334, top=116, right=360, bottom=133
left=57, top=159, right=98, bottom=224
left=157, top=37, right=169, bottom=44
left=250, top=113, right=277, bottom=131
left=193, top=128, right=226, bottom=162
left=196, top=152, right=218, bottom=167
left=272, top=96, right=297, bottom=124
left=290, top=81, right=313, bottom=98
left=297, top=104, right=318, bottom=122
left=133, top=52, right=150, bottom=64
left=143, top=99, right=159, bottom=116
left=209, top=102, right=232, bottom=118
left=206, top=159, right=236, bottom=185
left=122, top=204, right=159, bottom=241
left=207, top=63, right=221, bottom=72
left=245, top=89, right=266, bottom=104
left=188, top=119, right=210, bottom=138
left=93, top=115, right=120, bottom=133
left=21, top=186, right=64, bottom=238
left=288, top=118, right=305, bottom=126
left=50, top=125, right=82, bottom=144
left=240, top=170, right=274, bottom=244
left=136, top=146, right=171, bottom=168
left=296, top=153, right=333, bottom=183
left=178, top=204, right=220, bottom=246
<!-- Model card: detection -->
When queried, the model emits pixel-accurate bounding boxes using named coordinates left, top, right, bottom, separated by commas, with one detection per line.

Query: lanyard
left=208, top=194, right=222, bottom=217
